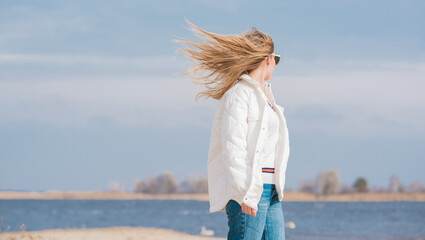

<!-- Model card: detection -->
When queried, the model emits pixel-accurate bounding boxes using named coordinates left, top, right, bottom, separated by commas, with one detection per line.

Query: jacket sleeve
left=276, top=104, right=284, bottom=113
left=220, top=88, right=256, bottom=209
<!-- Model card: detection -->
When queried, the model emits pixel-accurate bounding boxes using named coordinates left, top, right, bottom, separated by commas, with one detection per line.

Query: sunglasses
left=265, top=53, right=281, bottom=65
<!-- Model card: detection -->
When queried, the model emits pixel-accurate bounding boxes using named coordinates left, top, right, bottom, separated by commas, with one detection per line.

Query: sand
left=1, top=191, right=424, bottom=201
left=0, top=227, right=225, bottom=240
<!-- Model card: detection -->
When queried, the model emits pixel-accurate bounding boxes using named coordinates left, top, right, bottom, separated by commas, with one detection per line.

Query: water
left=0, top=200, right=424, bottom=240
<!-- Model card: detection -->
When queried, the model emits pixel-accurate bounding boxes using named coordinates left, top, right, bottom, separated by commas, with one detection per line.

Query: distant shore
left=1, top=191, right=424, bottom=201
left=0, top=226, right=225, bottom=240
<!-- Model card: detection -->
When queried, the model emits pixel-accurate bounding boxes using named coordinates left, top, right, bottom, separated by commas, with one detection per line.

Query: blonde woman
left=174, top=19, right=290, bottom=240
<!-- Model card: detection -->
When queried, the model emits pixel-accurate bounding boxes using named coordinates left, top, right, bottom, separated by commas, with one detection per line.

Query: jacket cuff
left=234, top=195, right=258, bottom=211
left=243, top=196, right=258, bottom=211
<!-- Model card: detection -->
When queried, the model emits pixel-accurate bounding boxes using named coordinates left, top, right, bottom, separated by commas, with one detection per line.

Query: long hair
left=173, top=18, right=274, bottom=102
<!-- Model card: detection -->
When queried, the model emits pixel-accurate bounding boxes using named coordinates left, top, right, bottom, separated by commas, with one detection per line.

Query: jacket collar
left=238, top=73, right=283, bottom=112
left=238, top=73, right=271, bottom=89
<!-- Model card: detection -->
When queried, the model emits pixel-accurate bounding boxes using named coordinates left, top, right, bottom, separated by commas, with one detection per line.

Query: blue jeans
left=225, top=184, right=285, bottom=240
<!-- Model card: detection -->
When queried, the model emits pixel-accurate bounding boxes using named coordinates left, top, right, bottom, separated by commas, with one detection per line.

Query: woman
left=174, top=19, right=290, bottom=240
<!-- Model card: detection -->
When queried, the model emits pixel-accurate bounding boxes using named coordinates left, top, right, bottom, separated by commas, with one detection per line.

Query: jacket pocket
left=246, top=117, right=260, bottom=122
left=246, top=117, right=261, bottom=144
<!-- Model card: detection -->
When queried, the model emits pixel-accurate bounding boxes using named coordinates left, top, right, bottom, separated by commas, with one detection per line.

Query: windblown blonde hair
left=173, top=18, right=274, bottom=102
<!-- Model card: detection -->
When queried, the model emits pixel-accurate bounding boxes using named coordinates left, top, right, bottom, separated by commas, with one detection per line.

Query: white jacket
left=207, top=73, right=290, bottom=213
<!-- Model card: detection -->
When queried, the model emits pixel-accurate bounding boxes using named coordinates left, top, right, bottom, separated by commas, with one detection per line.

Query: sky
left=0, top=0, right=424, bottom=192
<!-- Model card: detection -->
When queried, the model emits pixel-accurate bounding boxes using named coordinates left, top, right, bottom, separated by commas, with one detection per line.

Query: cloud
left=1, top=47, right=424, bottom=138
left=0, top=61, right=423, bottom=138
left=0, top=53, right=181, bottom=67
left=0, top=75, right=215, bottom=128
left=274, top=61, right=425, bottom=109
left=292, top=105, right=344, bottom=121
left=273, top=61, right=425, bottom=137
left=1, top=54, right=424, bottom=137
left=0, top=53, right=189, bottom=80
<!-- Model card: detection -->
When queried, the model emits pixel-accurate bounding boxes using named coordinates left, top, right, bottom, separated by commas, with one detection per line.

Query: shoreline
left=0, top=226, right=226, bottom=240
left=1, top=191, right=425, bottom=201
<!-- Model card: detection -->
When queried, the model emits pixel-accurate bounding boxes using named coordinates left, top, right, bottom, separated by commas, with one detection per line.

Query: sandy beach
left=0, top=227, right=225, bottom=240
left=0, top=191, right=424, bottom=201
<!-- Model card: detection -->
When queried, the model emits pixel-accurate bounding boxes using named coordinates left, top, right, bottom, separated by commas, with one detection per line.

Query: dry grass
left=283, top=192, right=425, bottom=201
left=1, top=191, right=425, bottom=201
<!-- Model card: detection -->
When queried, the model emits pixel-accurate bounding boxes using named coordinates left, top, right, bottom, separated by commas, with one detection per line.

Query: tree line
left=297, top=168, right=425, bottom=195
left=133, top=172, right=208, bottom=194
left=108, top=169, right=425, bottom=194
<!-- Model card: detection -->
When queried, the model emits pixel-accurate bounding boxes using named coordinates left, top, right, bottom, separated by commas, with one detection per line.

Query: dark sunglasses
left=266, top=53, right=281, bottom=65
left=272, top=53, right=281, bottom=65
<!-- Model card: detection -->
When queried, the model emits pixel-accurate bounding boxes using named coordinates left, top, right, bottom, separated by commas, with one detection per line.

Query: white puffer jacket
left=207, top=73, right=290, bottom=213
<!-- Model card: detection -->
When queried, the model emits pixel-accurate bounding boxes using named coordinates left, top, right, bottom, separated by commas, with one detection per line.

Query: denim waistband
left=263, top=183, right=275, bottom=190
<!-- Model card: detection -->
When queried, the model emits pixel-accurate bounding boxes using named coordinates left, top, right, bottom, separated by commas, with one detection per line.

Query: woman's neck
left=247, top=70, right=266, bottom=88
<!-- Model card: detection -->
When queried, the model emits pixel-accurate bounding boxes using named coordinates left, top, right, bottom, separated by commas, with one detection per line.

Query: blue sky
left=0, top=0, right=424, bottom=192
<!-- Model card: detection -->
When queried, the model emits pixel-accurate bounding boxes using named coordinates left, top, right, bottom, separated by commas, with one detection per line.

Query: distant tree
left=408, top=181, right=425, bottom=193
left=284, top=186, right=295, bottom=192
left=134, top=179, right=149, bottom=193
left=188, top=174, right=208, bottom=193
left=134, top=172, right=178, bottom=194
left=317, top=169, right=341, bottom=195
left=156, top=172, right=178, bottom=194
left=353, top=177, right=369, bottom=192
left=373, top=186, right=389, bottom=193
left=178, top=174, right=208, bottom=193
left=134, top=175, right=157, bottom=193
left=298, top=179, right=316, bottom=193
left=146, top=175, right=159, bottom=193
left=339, top=184, right=354, bottom=194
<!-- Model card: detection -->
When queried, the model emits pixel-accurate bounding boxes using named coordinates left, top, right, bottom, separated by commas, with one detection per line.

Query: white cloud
left=271, top=61, right=425, bottom=136
left=0, top=55, right=423, bottom=137
left=0, top=53, right=181, bottom=67
left=0, top=75, right=215, bottom=128
left=274, top=61, right=425, bottom=110
left=279, top=58, right=425, bottom=76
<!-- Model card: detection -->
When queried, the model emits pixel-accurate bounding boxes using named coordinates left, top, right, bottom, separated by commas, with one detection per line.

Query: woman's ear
left=266, top=55, right=272, bottom=65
